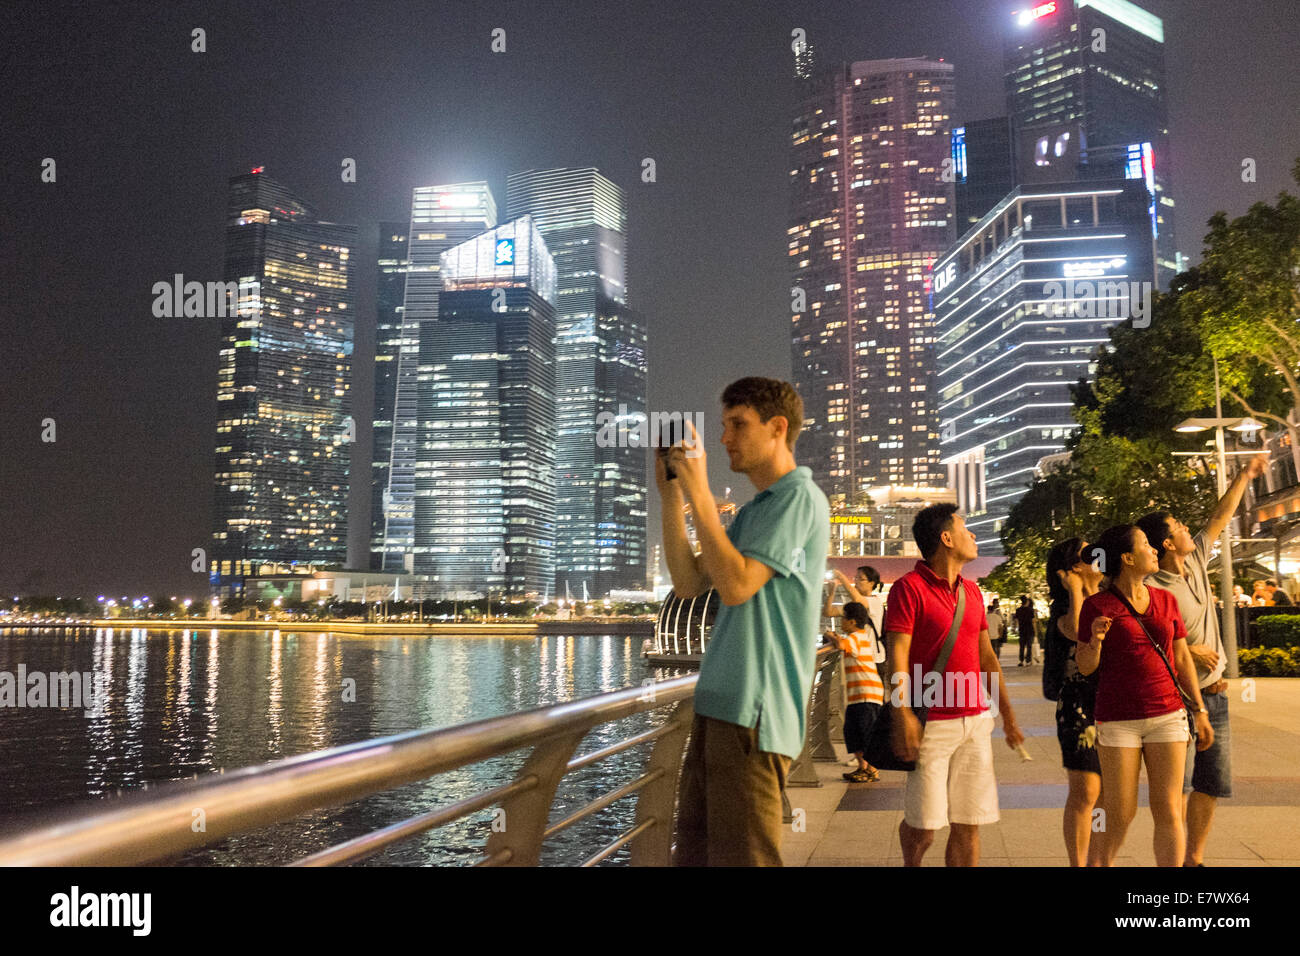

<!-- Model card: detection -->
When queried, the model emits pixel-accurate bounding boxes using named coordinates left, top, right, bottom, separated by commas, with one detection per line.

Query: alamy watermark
left=1042, top=277, right=1152, bottom=328
left=0, top=666, right=108, bottom=717
left=151, top=274, right=259, bottom=318
left=887, top=666, right=1001, bottom=717
left=595, top=406, right=704, bottom=456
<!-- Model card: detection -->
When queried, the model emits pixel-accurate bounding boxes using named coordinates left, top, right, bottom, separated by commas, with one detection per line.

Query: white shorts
left=904, top=711, right=999, bottom=830
left=1096, top=710, right=1190, bottom=748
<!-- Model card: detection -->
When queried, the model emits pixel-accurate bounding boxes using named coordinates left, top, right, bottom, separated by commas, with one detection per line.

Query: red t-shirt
left=883, top=561, right=989, bottom=720
left=1078, top=587, right=1186, bottom=722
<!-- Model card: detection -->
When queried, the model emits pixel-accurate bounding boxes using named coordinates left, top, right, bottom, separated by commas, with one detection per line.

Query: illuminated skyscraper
left=1003, top=0, right=1176, bottom=286
left=378, top=183, right=496, bottom=573
left=212, top=170, right=357, bottom=594
left=506, top=168, right=646, bottom=598
left=370, top=222, right=409, bottom=570
left=934, top=179, right=1154, bottom=548
left=790, top=58, right=956, bottom=506
left=420, top=217, right=558, bottom=598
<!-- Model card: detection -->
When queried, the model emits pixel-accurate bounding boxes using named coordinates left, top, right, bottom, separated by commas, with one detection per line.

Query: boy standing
left=826, top=601, right=885, bottom=782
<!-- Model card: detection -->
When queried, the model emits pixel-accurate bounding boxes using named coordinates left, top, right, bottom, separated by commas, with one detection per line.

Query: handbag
left=863, top=584, right=966, bottom=773
left=1042, top=606, right=1070, bottom=702
left=1107, top=586, right=1200, bottom=743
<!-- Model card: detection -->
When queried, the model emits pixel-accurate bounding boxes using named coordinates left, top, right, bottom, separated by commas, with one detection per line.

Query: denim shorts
left=1185, top=690, right=1232, bottom=798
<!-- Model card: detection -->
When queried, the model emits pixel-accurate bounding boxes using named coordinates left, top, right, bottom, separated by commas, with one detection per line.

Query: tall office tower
left=1004, top=0, right=1176, bottom=286
left=506, top=168, right=647, bottom=598
left=953, top=116, right=1016, bottom=233
left=419, top=217, right=558, bottom=598
left=934, top=179, right=1154, bottom=547
left=380, top=183, right=497, bottom=574
left=790, top=58, right=956, bottom=507
left=370, top=222, right=410, bottom=570
left=212, top=169, right=357, bottom=594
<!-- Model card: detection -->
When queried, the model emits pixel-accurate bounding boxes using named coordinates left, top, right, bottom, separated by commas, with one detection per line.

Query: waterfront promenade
left=0, top=618, right=656, bottom=637
left=785, top=664, right=1300, bottom=866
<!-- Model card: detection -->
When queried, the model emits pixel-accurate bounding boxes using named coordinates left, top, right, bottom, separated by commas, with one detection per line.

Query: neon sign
left=933, top=262, right=957, bottom=295
left=1016, top=2, right=1058, bottom=25
left=1063, top=257, right=1126, bottom=278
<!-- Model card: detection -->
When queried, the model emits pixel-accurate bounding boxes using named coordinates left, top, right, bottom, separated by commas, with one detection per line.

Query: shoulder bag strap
left=932, top=583, right=967, bottom=675
left=1108, top=586, right=1196, bottom=710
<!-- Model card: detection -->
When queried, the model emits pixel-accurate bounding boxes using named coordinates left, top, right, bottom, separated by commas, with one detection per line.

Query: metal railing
left=0, top=649, right=842, bottom=867
left=651, top=588, right=720, bottom=657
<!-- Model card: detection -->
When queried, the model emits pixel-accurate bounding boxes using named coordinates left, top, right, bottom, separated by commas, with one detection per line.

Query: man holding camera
left=660, top=377, right=829, bottom=866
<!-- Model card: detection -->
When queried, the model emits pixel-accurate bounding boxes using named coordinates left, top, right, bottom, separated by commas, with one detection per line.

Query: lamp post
left=1174, top=364, right=1265, bottom=678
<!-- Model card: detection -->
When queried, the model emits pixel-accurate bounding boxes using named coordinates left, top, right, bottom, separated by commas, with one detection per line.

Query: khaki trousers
left=673, top=714, right=791, bottom=866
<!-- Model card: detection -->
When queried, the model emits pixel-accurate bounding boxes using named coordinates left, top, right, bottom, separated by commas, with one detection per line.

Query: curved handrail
left=0, top=647, right=838, bottom=867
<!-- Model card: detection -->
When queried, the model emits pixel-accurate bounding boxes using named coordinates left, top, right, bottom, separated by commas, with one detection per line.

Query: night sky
left=2, top=0, right=1296, bottom=598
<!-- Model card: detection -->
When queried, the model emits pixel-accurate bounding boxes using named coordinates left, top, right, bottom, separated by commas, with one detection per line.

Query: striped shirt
left=836, top=629, right=884, bottom=705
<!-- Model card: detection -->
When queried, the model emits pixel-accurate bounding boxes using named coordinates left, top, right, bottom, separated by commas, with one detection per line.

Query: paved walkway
left=783, top=661, right=1300, bottom=866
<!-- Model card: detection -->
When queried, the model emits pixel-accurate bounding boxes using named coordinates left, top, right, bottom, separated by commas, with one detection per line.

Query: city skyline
left=3, top=0, right=1297, bottom=597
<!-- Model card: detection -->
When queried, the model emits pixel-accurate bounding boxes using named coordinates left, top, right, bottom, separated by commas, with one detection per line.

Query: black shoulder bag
left=1107, top=586, right=1200, bottom=744
left=863, top=585, right=966, bottom=773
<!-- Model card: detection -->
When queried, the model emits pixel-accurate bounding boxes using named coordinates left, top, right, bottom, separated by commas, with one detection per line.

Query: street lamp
left=1173, top=366, right=1264, bottom=678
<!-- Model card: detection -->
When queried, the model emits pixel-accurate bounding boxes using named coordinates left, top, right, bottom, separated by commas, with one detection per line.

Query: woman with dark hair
left=1045, top=537, right=1105, bottom=866
left=1077, top=525, right=1214, bottom=866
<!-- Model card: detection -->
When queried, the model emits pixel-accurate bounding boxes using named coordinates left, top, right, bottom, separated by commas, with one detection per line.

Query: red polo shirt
left=883, top=561, right=989, bottom=720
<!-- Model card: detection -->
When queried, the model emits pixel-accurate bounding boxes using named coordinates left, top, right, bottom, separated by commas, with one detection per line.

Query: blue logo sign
left=495, top=238, right=515, bottom=266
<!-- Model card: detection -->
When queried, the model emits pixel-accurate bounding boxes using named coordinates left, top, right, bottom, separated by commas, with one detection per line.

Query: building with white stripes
left=933, top=178, right=1154, bottom=549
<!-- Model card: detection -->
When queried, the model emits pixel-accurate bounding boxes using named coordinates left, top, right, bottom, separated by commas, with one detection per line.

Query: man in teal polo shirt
left=659, top=377, right=829, bottom=866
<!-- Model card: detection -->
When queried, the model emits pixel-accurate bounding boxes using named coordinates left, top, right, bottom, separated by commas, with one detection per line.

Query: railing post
left=786, top=650, right=838, bottom=795
left=809, top=650, right=839, bottom=761
left=629, top=699, right=695, bottom=866
left=485, top=730, right=587, bottom=866
left=829, top=653, right=846, bottom=745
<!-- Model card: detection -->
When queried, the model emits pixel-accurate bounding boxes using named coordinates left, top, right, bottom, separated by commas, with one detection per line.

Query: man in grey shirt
left=1137, top=452, right=1267, bottom=866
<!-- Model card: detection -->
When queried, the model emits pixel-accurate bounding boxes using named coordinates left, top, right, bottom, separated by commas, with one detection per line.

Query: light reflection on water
left=0, top=627, right=683, bottom=866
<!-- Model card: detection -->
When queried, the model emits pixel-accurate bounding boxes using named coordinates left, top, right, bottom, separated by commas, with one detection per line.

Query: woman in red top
left=1077, top=524, right=1213, bottom=867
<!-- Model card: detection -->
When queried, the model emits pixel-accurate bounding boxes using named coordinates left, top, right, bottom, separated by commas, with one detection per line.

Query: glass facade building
left=953, top=116, right=1016, bottom=233
left=1003, top=0, right=1177, bottom=286
left=418, top=217, right=558, bottom=598
left=506, top=168, right=647, bottom=598
left=212, top=170, right=357, bottom=593
left=933, top=179, right=1154, bottom=547
left=378, top=183, right=497, bottom=573
left=370, top=222, right=410, bottom=570
left=790, top=58, right=956, bottom=506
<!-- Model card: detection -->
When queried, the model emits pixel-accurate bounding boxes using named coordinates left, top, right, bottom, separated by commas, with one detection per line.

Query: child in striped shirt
left=827, top=601, right=885, bottom=783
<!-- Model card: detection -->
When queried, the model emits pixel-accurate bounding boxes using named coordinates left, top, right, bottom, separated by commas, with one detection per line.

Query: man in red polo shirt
left=885, top=503, right=1024, bottom=866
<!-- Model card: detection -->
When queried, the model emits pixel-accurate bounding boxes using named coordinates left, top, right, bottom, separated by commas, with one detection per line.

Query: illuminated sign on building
left=952, top=126, right=968, bottom=183
left=1125, top=142, right=1158, bottom=238
left=830, top=515, right=874, bottom=524
left=495, top=238, right=516, bottom=266
left=1016, top=1, right=1058, bottom=25
left=1063, top=257, right=1127, bottom=278
left=437, top=193, right=481, bottom=208
left=932, top=261, right=957, bottom=295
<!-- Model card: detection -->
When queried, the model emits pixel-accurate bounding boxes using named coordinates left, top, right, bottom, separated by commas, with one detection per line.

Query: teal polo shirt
left=694, top=465, right=830, bottom=759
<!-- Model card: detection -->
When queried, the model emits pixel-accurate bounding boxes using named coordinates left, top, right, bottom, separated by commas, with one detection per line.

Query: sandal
left=843, top=768, right=874, bottom=783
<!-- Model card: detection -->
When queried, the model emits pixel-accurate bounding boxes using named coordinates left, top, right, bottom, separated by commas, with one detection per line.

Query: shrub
left=1251, top=615, right=1300, bottom=649
left=1238, top=646, right=1300, bottom=677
